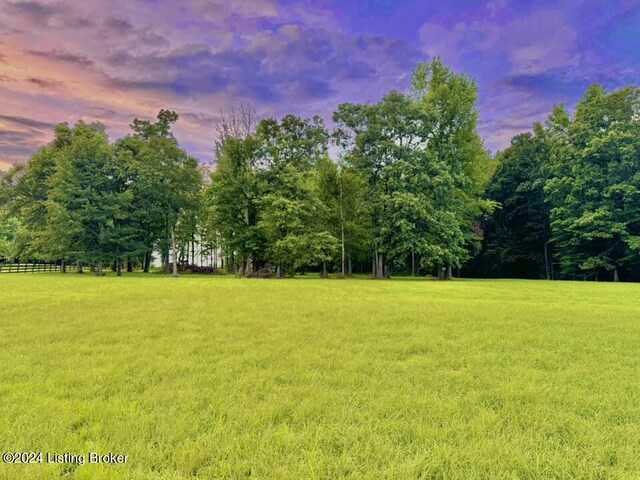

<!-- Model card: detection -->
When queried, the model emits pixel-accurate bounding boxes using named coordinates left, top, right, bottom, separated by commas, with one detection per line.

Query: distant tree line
left=0, top=111, right=202, bottom=276
left=468, top=84, right=640, bottom=282
left=1, top=59, right=639, bottom=281
left=204, top=58, right=492, bottom=278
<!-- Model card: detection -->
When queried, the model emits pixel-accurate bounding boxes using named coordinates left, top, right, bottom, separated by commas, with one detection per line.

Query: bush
left=168, top=264, right=219, bottom=275
left=244, top=267, right=273, bottom=279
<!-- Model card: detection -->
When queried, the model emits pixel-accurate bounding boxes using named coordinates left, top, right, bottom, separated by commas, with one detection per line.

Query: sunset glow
left=1, top=0, right=638, bottom=168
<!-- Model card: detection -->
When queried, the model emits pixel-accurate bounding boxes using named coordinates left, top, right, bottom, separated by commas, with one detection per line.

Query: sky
left=0, top=0, right=639, bottom=170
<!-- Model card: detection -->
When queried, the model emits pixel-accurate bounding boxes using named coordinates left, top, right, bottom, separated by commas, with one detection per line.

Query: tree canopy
left=2, top=60, right=640, bottom=282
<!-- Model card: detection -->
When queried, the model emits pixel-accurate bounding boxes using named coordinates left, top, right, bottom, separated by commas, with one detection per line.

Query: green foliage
left=206, top=133, right=264, bottom=275
left=477, top=129, right=553, bottom=278
left=0, top=207, right=21, bottom=260
left=6, top=140, right=60, bottom=260
left=8, top=60, right=640, bottom=282
left=5, top=111, right=201, bottom=274
left=334, top=58, right=492, bottom=277
left=124, top=110, right=202, bottom=268
left=317, top=157, right=369, bottom=274
left=130, top=108, right=179, bottom=139
left=257, top=116, right=337, bottom=276
left=206, top=114, right=338, bottom=277
left=44, top=122, right=134, bottom=269
left=545, top=85, right=640, bottom=280
left=473, top=84, right=640, bottom=282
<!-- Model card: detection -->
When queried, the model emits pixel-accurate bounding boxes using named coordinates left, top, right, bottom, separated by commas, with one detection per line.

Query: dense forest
left=1, top=59, right=639, bottom=281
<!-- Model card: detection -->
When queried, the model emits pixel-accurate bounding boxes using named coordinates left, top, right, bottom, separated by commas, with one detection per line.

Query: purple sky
left=0, top=0, right=638, bottom=169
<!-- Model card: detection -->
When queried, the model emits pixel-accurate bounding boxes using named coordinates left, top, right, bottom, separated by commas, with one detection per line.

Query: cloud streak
left=4, top=0, right=94, bottom=29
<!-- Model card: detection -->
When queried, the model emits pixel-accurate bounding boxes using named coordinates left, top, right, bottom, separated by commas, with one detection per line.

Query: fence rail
left=0, top=263, right=76, bottom=274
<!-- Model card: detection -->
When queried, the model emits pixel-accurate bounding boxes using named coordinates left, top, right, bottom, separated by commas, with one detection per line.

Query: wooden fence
left=0, top=262, right=75, bottom=274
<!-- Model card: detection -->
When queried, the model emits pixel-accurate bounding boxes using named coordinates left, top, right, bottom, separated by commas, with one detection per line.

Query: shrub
left=168, top=264, right=219, bottom=275
left=244, top=267, right=273, bottom=279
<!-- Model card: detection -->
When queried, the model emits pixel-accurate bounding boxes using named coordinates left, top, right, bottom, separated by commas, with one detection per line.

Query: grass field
left=1, top=274, right=640, bottom=479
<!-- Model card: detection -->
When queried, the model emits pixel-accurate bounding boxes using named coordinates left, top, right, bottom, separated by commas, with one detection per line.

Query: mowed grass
left=1, top=274, right=640, bottom=479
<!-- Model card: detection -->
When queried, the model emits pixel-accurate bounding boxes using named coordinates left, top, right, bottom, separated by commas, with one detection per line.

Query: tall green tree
left=334, top=58, right=492, bottom=278
left=317, top=157, right=369, bottom=276
left=0, top=204, right=21, bottom=261
left=44, top=122, right=137, bottom=275
left=122, top=110, right=202, bottom=275
left=207, top=132, right=263, bottom=276
left=114, top=135, right=166, bottom=272
left=257, top=115, right=337, bottom=277
left=477, top=125, right=553, bottom=279
left=334, top=92, right=425, bottom=278
left=546, top=85, right=640, bottom=281
left=7, top=126, right=70, bottom=261
left=411, top=58, right=494, bottom=277
left=0, top=166, right=24, bottom=261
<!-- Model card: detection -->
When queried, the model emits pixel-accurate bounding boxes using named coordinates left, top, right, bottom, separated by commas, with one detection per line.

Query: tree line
left=1, top=59, right=639, bottom=281
left=0, top=110, right=201, bottom=275
left=469, top=84, right=640, bottom=282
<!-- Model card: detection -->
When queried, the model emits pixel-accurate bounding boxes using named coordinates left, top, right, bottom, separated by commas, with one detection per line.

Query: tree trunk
left=96, top=263, right=104, bottom=277
left=348, top=252, right=352, bottom=276
left=191, top=234, right=195, bottom=265
left=321, top=261, right=328, bottom=278
left=143, top=253, right=151, bottom=273
left=165, top=218, right=171, bottom=274
left=375, top=251, right=386, bottom=279
left=446, top=265, right=452, bottom=279
left=613, top=266, right=619, bottom=282
left=242, top=256, right=252, bottom=277
left=116, top=260, right=122, bottom=277
left=61, top=260, right=66, bottom=273
left=277, top=264, right=283, bottom=279
left=340, top=204, right=346, bottom=276
left=172, top=226, right=178, bottom=277
left=77, top=261, right=83, bottom=274
left=543, top=241, right=551, bottom=280
left=127, top=258, right=133, bottom=273
left=411, top=249, right=415, bottom=277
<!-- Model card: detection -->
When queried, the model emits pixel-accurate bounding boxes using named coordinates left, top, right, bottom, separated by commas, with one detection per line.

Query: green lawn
left=1, top=274, right=640, bottom=479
